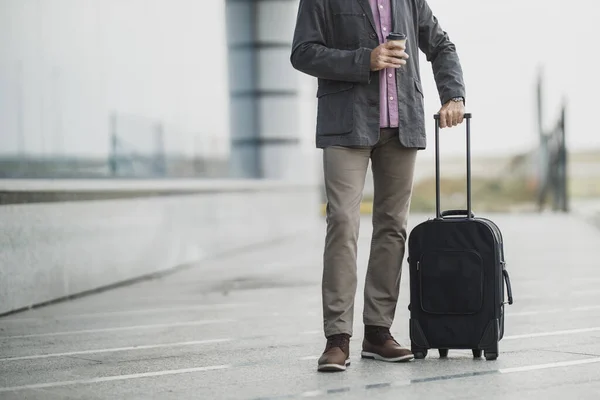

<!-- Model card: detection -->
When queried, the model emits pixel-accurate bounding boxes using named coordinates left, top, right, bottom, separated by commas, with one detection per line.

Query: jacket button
left=370, top=33, right=377, bottom=39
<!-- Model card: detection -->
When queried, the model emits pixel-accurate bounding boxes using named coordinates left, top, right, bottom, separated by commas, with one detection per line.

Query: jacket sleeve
left=417, top=0, right=466, bottom=105
left=290, top=0, right=372, bottom=83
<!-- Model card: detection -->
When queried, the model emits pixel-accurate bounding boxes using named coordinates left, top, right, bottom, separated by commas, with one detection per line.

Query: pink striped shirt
left=368, top=0, right=398, bottom=128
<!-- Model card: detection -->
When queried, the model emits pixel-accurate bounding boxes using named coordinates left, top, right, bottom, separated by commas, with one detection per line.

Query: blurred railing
left=0, top=112, right=230, bottom=180
left=108, top=112, right=167, bottom=178
left=107, top=112, right=230, bottom=179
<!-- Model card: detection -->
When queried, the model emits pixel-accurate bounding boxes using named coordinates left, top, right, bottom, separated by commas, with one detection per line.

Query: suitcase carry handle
left=434, top=113, right=473, bottom=220
left=440, top=209, right=475, bottom=218
left=503, top=269, right=514, bottom=305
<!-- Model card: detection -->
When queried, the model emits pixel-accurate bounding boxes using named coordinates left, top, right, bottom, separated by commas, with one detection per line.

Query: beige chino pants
left=322, top=128, right=417, bottom=337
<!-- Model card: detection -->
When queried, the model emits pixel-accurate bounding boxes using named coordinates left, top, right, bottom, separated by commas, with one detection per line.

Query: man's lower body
left=318, top=128, right=417, bottom=372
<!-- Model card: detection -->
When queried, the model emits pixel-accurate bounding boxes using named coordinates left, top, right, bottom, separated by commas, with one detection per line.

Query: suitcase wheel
left=438, top=349, right=448, bottom=358
left=413, top=349, right=427, bottom=359
left=485, top=351, right=498, bottom=361
left=472, top=349, right=482, bottom=358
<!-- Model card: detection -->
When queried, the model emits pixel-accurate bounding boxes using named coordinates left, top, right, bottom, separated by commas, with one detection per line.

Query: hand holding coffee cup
left=369, top=32, right=409, bottom=71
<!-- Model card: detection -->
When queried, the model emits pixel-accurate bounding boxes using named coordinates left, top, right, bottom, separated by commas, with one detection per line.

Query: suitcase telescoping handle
left=434, top=113, right=473, bottom=220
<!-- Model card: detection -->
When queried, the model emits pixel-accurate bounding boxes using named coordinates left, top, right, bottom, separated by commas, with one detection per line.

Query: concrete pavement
left=2, top=212, right=600, bottom=399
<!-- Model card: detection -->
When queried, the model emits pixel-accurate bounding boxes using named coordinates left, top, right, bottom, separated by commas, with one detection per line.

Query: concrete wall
left=0, top=180, right=320, bottom=315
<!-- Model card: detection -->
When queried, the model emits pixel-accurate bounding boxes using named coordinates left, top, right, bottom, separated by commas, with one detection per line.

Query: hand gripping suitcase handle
left=502, top=268, right=514, bottom=305
left=433, top=113, right=473, bottom=220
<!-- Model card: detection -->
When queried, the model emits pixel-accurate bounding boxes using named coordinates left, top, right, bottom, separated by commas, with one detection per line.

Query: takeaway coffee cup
left=386, top=33, right=407, bottom=67
left=386, top=32, right=407, bottom=46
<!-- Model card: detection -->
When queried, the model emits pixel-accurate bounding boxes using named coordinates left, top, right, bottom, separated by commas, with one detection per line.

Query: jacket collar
left=357, top=0, right=377, bottom=33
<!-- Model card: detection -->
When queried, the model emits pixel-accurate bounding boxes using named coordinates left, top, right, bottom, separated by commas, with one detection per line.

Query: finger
left=380, top=63, right=402, bottom=70
left=390, top=50, right=409, bottom=60
left=450, top=111, right=458, bottom=127
left=439, top=111, right=447, bottom=128
left=455, top=109, right=463, bottom=126
left=382, top=63, right=402, bottom=69
left=383, top=57, right=406, bottom=66
left=389, top=56, right=406, bottom=65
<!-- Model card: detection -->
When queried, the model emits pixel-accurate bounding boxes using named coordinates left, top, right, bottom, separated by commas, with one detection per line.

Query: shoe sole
left=318, top=358, right=351, bottom=372
left=361, top=351, right=414, bottom=362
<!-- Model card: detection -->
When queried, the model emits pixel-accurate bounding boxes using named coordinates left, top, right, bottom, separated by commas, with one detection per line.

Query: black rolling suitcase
left=407, top=113, right=513, bottom=361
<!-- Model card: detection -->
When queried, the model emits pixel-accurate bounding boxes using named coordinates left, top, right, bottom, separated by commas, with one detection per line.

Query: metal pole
left=536, top=69, right=549, bottom=212
left=435, top=115, right=441, bottom=219
left=109, top=112, right=117, bottom=176
left=17, top=61, right=25, bottom=157
left=560, top=101, right=568, bottom=212
left=537, top=68, right=544, bottom=137
left=155, top=122, right=166, bottom=177
left=466, top=115, right=472, bottom=218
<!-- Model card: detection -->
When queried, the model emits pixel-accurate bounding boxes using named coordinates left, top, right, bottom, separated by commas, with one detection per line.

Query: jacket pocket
left=316, top=82, right=354, bottom=135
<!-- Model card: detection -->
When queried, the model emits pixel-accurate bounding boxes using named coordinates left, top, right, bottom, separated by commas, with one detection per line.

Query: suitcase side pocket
left=419, top=249, right=484, bottom=315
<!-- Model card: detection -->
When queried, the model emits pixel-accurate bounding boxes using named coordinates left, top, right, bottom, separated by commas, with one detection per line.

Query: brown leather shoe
left=361, top=326, right=414, bottom=362
left=317, top=334, right=351, bottom=372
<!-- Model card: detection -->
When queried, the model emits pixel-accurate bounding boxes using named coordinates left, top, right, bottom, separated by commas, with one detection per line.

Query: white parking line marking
left=0, top=365, right=231, bottom=393
left=301, top=391, right=324, bottom=397
left=573, top=289, right=600, bottom=297
left=517, top=290, right=600, bottom=300
left=571, top=277, right=600, bottom=284
left=0, top=304, right=250, bottom=323
left=510, top=309, right=565, bottom=317
left=573, top=305, right=600, bottom=312
left=0, top=339, right=232, bottom=362
left=499, top=357, right=600, bottom=373
left=508, top=303, right=600, bottom=317
left=505, top=327, right=600, bottom=340
left=0, top=320, right=233, bottom=339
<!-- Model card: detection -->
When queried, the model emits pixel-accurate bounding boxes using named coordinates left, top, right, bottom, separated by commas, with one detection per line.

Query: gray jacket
left=290, top=0, right=465, bottom=149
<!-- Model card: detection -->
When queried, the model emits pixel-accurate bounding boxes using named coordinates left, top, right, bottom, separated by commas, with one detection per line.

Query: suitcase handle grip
left=503, top=269, right=514, bottom=305
left=434, top=113, right=472, bottom=220
left=433, top=113, right=472, bottom=121
left=440, top=209, right=475, bottom=218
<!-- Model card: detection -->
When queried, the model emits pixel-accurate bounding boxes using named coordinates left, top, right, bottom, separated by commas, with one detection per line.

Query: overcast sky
left=418, top=0, right=600, bottom=158
left=0, top=0, right=598, bottom=159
